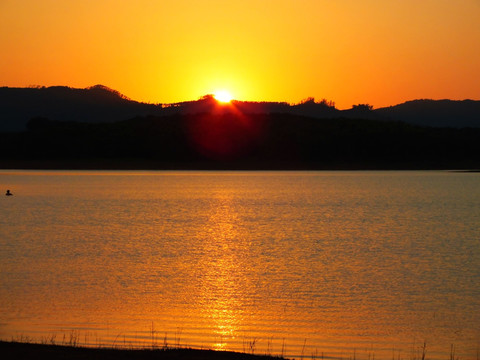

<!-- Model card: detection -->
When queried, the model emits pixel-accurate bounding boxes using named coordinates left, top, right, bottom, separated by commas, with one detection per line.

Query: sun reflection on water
left=194, top=189, right=249, bottom=351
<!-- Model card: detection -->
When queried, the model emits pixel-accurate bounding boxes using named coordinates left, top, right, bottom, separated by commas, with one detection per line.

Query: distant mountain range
left=1, top=85, right=479, bottom=132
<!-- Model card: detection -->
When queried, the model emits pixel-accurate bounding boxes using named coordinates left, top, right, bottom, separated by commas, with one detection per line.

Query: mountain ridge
left=1, top=85, right=479, bottom=131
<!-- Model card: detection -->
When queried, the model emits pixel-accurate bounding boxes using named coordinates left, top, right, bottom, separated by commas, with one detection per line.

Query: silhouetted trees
left=352, top=104, right=373, bottom=111
left=297, top=97, right=336, bottom=108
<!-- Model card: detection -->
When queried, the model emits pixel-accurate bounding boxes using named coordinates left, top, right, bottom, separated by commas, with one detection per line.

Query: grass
left=0, top=340, right=284, bottom=360
left=2, top=331, right=478, bottom=360
left=1, top=329, right=288, bottom=360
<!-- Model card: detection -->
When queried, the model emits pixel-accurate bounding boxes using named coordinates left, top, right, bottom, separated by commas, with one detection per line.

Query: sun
left=213, top=90, right=233, bottom=103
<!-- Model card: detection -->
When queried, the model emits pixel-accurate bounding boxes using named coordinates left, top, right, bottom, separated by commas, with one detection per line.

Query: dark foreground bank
left=0, top=341, right=285, bottom=360
left=2, top=113, right=480, bottom=170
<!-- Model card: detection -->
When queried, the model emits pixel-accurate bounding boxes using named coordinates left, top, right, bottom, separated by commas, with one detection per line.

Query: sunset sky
left=1, top=0, right=479, bottom=109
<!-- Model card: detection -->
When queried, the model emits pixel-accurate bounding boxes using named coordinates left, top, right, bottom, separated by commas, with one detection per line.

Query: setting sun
left=214, top=90, right=233, bottom=103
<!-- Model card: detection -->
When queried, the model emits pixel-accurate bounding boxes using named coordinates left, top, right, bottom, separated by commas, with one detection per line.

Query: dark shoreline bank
left=2, top=113, right=480, bottom=172
left=1, top=159, right=479, bottom=171
left=0, top=341, right=285, bottom=360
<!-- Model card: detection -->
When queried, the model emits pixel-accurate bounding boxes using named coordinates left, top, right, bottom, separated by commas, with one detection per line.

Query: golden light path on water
left=197, top=189, right=244, bottom=351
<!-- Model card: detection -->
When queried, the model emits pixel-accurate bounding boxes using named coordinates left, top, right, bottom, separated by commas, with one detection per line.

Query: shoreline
left=1, top=159, right=479, bottom=172
left=0, top=341, right=285, bottom=360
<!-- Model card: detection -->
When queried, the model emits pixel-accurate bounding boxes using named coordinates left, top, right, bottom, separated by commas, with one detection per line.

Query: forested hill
left=375, top=99, right=480, bottom=128
left=1, top=85, right=479, bottom=131
left=0, top=85, right=160, bottom=132
left=1, top=113, right=479, bottom=170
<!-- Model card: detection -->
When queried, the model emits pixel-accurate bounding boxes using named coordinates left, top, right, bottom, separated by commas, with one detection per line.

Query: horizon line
left=1, top=84, right=479, bottom=110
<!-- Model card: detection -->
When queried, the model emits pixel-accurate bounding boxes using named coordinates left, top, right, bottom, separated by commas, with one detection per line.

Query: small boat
left=5, top=190, right=13, bottom=196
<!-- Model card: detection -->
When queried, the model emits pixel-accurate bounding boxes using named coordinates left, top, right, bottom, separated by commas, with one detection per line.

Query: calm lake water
left=0, top=170, right=479, bottom=359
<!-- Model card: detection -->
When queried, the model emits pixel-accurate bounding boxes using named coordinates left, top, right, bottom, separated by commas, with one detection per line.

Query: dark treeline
left=1, top=113, right=480, bottom=170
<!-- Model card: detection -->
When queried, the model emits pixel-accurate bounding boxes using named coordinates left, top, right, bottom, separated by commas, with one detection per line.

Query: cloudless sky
left=1, top=0, right=479, bottom=109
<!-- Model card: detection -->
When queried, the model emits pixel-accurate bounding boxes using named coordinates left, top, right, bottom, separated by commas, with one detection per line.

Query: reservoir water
left=0, top=170, right=479, bottom=359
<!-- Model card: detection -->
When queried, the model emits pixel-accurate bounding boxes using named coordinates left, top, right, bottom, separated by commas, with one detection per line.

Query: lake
left=0, top=170, right=479, bottom=359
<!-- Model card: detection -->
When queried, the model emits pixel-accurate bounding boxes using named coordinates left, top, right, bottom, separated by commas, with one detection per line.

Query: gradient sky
left=1, top=0, right=479, bottom=109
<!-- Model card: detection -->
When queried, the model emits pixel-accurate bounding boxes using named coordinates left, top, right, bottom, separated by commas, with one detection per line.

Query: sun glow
left=214, top=90, right=233, bottom=103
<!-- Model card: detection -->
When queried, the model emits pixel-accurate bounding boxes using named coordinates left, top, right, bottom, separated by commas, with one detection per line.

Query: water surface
left=0, top=171, right=479, bottom=359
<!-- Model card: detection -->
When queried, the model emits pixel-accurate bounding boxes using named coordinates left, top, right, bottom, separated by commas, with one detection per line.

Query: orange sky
left=1, top=0, right=479, bottom=109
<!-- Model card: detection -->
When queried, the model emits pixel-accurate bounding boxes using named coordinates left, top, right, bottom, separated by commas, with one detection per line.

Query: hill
left=1, top=85, right=480, bottom=169
left=1, top=86, right=479, bottom=131
left=374, top=99, right=480, bottom=128
left=0, top=85, right=161, bottom=132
